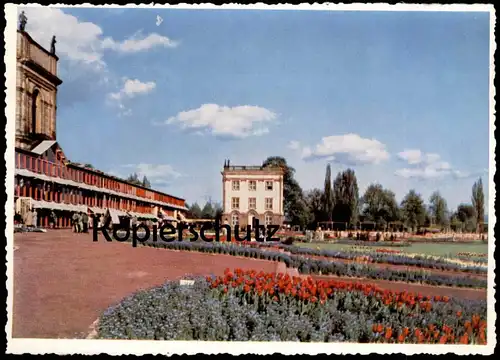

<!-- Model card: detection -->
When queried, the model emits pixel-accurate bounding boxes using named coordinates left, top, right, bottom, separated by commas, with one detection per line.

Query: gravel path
left=13, top=230, right=276, bottom=339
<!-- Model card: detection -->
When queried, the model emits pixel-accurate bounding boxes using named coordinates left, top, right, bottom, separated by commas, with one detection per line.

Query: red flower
left=459, top=333, right=469, bottom=344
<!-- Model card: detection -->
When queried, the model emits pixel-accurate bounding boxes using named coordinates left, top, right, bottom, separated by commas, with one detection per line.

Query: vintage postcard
left=4, top=3, right=496, bottom=355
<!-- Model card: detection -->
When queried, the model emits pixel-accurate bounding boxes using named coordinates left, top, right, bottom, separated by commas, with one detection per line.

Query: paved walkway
left=12, top=230, right=276, bottom=339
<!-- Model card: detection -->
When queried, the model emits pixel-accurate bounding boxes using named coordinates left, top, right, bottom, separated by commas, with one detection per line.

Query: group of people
left=19, top=209, right=37, bottom=227
left=15, top=209, right=57, bottom=229
left=72, top=212, right=89, bottom=233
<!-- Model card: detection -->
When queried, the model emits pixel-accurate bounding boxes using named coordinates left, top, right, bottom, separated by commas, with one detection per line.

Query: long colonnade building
left=14, top=23, right=187, bottom=228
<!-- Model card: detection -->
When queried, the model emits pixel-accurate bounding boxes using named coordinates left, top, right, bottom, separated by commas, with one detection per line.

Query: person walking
left=82, top=212, right=89, bottom=233
left=77, top=212, right=83, bottom=233
left=32, top=210, right=38, bottom=228
left=72, top=212, right=79, bottom=233
left=50, top=211, right=57, bottom=229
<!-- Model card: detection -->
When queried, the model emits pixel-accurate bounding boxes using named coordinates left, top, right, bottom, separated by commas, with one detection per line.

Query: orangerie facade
left=14, top=24, right=187, bottom=228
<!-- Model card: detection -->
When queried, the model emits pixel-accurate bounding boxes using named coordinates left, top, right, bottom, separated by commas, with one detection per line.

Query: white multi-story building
left=221, top=161, right=285, bottom=229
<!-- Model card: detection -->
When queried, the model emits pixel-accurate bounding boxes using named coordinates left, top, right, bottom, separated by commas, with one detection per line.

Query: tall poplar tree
left=472, top=178, right=485, bottom=233
left=322, top=164, right=334, bottom=222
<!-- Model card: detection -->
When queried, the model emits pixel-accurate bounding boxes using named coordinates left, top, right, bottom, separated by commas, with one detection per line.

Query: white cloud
left=22, top=7, right=107, bottom=68
left=395, top=149, right=485, bottom=180
left=299, top=133, right=390, bottom=165
left=451, top=168, right=488, bottom=180
left=108, top=78, right=156, bottom=115
left=115, top=163, right=182, bottom=185
left=102, top=32, right=178, bottom=53
left=287, top=140, right=301, bottom=150
left=109, top=78, right=156, bottom=101
left=162, top=104, right=277, bottom=139
left=21, top=7, right=178, bottom=70
left=397, top=149, right=442, bottom=166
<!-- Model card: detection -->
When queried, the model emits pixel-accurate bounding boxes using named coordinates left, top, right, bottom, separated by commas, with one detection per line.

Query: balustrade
left=15, top=152, right=185, bottom=209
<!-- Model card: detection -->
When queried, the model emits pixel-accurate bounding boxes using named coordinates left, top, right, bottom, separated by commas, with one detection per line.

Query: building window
left=248, top=180, right=256, bottom=191
left=31, top=89, right=40, bottom=134
left=248, top=197, right=256, bottom=210
left=232, top=214, right=239, bottom=227
left=265, top=198, right=273, bottom=210
left=232, top=197, right=240, bottom=210
left=265, top=181, right=273, bottom=191
left=265, top=214, right=273, bottom=226
left=232, top=180, right=240, bottom=191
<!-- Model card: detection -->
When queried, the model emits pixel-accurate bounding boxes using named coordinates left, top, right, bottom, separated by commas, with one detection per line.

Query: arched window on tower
left=31, top=89, right=40, bottom=135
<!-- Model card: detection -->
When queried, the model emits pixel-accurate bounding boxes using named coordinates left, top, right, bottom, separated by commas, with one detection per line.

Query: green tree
left=400, top=190, right=426, bottom=232
left=322, top=164, right=334, bottom=222
left=142, top=175, right=152, bottom=189
left=455, top=203, right=477, bottom=232
left=456, top=204, right=476, bottom=223
left=213, top=202, right=224, bottom=221
left=263, top=156, right=309, bottom=228
left=429, top=191, right=449, bottom=228
left=472, top=178, right=485, bottom=233
left=449, top=212, right=463, bottom=232
left=84, top=163, right=94, bottom=169
left=332, top=169, right=359, bottom=226
left=126, top=172, right=142, bottom=186
left=201, top=202, right=215, bottom=219
left=305, top=188, right=324, bottom=229
left=361, top=183, right=399, bottom=230
left=189, top=203, right=203, bottom=219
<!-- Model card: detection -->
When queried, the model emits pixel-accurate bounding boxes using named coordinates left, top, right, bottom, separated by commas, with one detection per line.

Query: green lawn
left=296, top=241, right=489, bottom=258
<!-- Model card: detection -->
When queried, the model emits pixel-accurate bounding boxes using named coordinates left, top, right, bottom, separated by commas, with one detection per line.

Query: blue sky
left=21, top=7, right=491, bottom=212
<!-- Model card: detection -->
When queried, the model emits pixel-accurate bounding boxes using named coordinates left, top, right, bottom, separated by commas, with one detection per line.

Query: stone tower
left=16, top=28, right=62, bottom=150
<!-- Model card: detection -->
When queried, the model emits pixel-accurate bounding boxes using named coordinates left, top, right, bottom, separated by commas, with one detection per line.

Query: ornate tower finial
left=18, top=11, right=27, bottom=31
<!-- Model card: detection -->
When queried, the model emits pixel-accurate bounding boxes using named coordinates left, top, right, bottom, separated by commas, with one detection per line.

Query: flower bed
left=97, top=269, right=487, bottom=343
left=375, top=248, right=403, bottom=254
left=456, top=256, right=488, bottom=265
left=141, top=241, right=487, bottom=288
left=457, top=252, right=487, bottom=258
left=334, top=239, right=411, bottom=247
left=263, top=243, right=487, bottom=274
left=344, top=245, right=487, bottom=269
